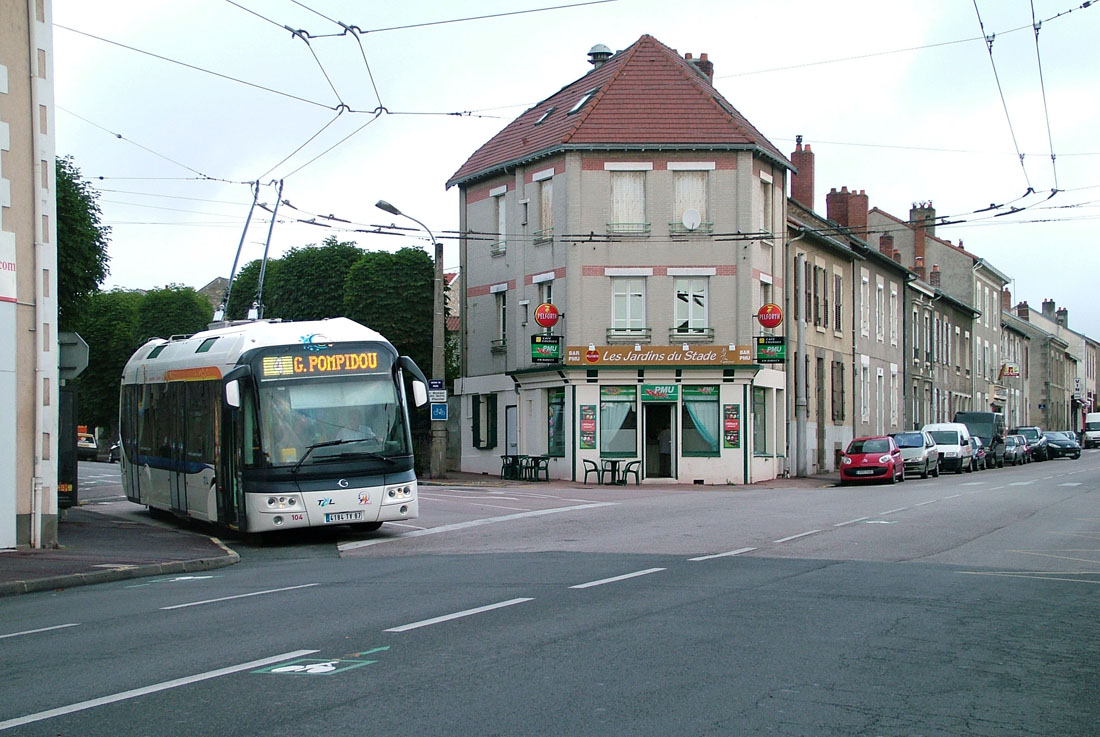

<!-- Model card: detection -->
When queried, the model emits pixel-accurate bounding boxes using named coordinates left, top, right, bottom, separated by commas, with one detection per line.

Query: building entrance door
left=644, top=404, right=674, bottom=478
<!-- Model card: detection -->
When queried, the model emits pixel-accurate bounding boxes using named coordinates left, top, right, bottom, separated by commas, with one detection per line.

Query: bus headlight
left=266, top=495, right=301, bottom=509
left=384, top=484, right=415, bottom=502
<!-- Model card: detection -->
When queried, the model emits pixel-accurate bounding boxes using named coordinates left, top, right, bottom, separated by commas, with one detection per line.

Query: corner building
left=447, top=36, right=790, bottom=483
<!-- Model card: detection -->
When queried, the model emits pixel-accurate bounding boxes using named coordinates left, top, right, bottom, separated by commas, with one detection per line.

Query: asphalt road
left=4, top=454, right=1098, bottom=735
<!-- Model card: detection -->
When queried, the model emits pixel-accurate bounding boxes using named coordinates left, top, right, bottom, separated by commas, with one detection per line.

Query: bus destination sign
left=261, top=351, right=381, bottom=379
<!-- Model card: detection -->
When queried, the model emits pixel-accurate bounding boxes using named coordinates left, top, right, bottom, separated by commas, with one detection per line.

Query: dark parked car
left=972, top=436, right=990, bottom=470
left=1003, top=434, right=1027, bottom=465
left=1043, top=431, right=1081, bottom=459
left=1010, top=427, right=1048, bottom=461
left=891, top=431, right=940, bottom=479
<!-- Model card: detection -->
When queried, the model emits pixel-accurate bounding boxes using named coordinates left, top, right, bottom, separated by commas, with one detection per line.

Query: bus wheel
left=352, top=521, right=383, bottom=533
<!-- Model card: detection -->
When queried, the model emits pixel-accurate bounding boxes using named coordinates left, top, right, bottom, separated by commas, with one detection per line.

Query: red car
left=840, top=435, right=905, bottom=485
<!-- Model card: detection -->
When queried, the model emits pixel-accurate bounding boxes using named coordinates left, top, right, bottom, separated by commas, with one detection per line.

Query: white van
left=1084, top=412, right=1100, bottom=449
left=921, top=422, right=975, bottom=473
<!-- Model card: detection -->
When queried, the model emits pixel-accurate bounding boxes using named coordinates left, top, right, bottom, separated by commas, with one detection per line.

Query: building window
left=833, top=273, right=842, bottom=331
left=610, top=171, right=646, bottom=233
left=682, top=386, right=719, bottom=456
left=471, top=393, right=498, bottom=449
left=611, top=277, right=646, bottom=331
left=889, top=286, right=898, bottom=346
left=672, top=170, right=708, bottom=232
left=860, top=269, right=870, bottom=337
left=860, top=360, right=870, bottom=423
left=752, top=386, right=768, bottom=454
left=494, top=292, right=507, bottom=348
left=539, top=279, right=553, bottom=307
left=890, top=367, right=899, bottom=427
left=536, top=178, right=553, bottom=243
left=924, top=313, right=932, bottom=363
left=913, top=307, right=920, bottom=360
left=600, top=386, right=637, bottom=457
left=876, top=369, right=885, bottom=435
left=674, top=278, right=707, bottom=333
left=547, top=387, right=565, bottom=457
left=875, top=279, right=885, bottom=342
left=758, top=177, right=774, bottom=236
left=831, top=360, right=845, bottom=422
left=491, top=191, right=506, bottom=255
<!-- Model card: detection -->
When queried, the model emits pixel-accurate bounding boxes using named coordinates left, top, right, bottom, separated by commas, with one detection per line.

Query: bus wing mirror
left=225, top=379, right=241, bottom=408
left=411, top=381, right=428, bottom=408
left=398, top=355, right=430, bottom=408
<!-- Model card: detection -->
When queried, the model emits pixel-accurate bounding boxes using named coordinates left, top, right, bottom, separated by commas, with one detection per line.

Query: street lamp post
left=376, top=200, right=447, bottom=479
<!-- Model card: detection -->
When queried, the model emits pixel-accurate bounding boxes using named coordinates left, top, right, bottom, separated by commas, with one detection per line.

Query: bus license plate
left=325, top=511, right=364, bottom=523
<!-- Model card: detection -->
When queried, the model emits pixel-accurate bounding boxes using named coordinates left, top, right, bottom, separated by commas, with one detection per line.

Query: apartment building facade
left=447, top=36, right=790, bottom=483
left=1001, top=308, right=1032, bottom=429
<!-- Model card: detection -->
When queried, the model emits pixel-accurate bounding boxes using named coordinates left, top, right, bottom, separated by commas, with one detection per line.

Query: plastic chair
left=621, top=459, right=641, bottom=485
left=582, top=458, right=603, bottom=484
left=528, top=455, right=550, bottom=482
left=499, top=455, right=512, bottom=480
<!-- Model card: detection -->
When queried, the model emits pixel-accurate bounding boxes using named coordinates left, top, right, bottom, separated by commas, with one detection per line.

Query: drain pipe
left=791, top=233, right=808, bottom=477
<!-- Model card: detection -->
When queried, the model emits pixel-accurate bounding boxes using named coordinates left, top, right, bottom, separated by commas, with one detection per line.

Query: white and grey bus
left=118, top=317, right=428, bottom=533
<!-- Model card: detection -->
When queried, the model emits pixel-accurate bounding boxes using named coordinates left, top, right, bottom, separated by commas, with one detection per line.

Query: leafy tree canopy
left=69, top=289, right=143, bottom=435
left=268, top=236, right=363, bottom=320
left=136, top=285, right=213, bottom=343
left=56, top=156, right=110, bottom=330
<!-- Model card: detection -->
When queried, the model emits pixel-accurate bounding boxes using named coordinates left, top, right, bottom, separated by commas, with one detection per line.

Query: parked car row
left=840, top=423, right=1083, bottom=485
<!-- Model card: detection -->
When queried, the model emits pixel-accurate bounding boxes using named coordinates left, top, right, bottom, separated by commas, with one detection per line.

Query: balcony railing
left=490, top=338, right=507, bottom=353
left=606, top=326, right=652, bottom=344
left=605, top=222, right=651, bottom=237
left=668, top=221, right=714, bottom=236
left=489, top=240, right=506, bottom=257
left=669, top=326, right=715, bottom=343
left=533, top=227, right=553, bottom=245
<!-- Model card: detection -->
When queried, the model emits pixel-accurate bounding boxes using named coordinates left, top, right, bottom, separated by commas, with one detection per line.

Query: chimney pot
left=790, top=136, right=815, bottom=209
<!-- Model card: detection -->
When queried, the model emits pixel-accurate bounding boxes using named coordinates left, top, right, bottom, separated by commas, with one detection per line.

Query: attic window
left=568, top=88, right=599, bottom=115
left=196, top=337, right=218, bottom=353
left=534, top=107, right=555, bottom=125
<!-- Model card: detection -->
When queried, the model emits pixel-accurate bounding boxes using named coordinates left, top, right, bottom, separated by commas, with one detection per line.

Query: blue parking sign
left=431, top=403, right=448, bottom=421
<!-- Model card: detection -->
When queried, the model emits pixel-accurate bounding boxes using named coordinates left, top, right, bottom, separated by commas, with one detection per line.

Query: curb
left=0, top=544, right=240, bottom=598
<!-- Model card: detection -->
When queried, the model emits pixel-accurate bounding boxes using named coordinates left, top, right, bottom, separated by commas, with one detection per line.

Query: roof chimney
left=878, top=233, right=894, bottom=257
left=1042, top=299, right=1056, bottom=319
left=910, top=202, right=936, bottom=235
left=825, top=186, right=868, bottom=233
left=929, top=264, right=941, bottom=288
left=1056, top=307, right=1068, bottom=328
left=914, top=255, right=926, bottom=282
left=1002, top=287, right=1012, bottom=311
left=1016, top=300, right=1030, bottom=322
left=790, top=136, right=815, bottom=209
left=685, top=51, right=714, bottom=82
left=588, top=43, right=612, bottom=68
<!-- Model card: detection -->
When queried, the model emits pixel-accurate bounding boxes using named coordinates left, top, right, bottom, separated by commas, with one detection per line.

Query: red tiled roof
left=447, top=34, right=789, bottom=187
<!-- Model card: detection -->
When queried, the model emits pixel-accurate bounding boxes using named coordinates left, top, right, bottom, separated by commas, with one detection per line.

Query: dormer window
left=534, top=107, right=555, bottom=125
left=568, top=88, right=599, bottom=115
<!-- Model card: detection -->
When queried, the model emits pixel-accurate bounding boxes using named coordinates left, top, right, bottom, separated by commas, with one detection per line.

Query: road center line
left=0, top=650, right=317, bottom=731
left=773, top=530, right=821, bottom=544
left=943, top=494, right=962, bottom=499
left=160, top=583, right=319, bottom=610
left=338, top=502, right=618, bottom=551
left=0, top=623, right=80, bottom=640
left=690, top=547, right=756, bottom=561
left=384, top=598, right=534, bottom=632
left=878, top=507, right=909, bottom=515
left=1060, top=482, right=1082, bottom=487
left=914, top=500, right=938, bottom=507
left=570, top=568, right=666, bottom=589
left=834, top=516, right=869, bottom=527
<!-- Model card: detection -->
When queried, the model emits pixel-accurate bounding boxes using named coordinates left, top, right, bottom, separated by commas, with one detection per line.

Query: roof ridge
left=561, top=35, right=648, bottom=144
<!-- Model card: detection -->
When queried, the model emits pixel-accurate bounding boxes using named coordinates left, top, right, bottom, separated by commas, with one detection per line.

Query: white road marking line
left=570, top=568, right=666, bottom=589
left=690, top=547, right=757, bottom=561
left=959, top=571, right=1100, bottom=584
left=160, top=583, right=319, bottom=610
left=773, top=530, right=821, bottom=544
left=1060, top=482, right=1083, bottom=487
left=0, top=650, right=317, bottom=731
left=913, top=499, right=939, bottom=507
left=338, top=502, right=617, bottom=551
left=962, top=481, right=986, bottom=486
left=943, top=494, right=962, bottom=499
left=878, top=507, right=909, bottom=515
left=1010, top=481, right=1034, bottom=486
left=834, top=516, right=869, bottom=527
left=384, top=598, right=533, bottom=632
left=0, top=623, right=80, bottom=640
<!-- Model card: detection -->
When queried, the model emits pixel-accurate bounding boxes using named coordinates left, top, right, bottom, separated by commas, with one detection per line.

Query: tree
left=225, top=259, right=265, bottom=320
left=56, top=156, right=110, bottom=330
left=343, top=247, right=434, bottom=373
left=68, top=289, right=142, bottom=435
left=137, top=285, right=213, bottom=343
left=269, top=236, right=363, bottom=320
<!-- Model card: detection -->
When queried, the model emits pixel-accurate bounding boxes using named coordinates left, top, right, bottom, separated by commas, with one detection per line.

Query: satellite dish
left=682, top=208, right=701, bottom=231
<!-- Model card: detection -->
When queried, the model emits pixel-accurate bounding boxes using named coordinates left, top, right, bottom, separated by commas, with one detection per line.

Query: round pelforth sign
left=534, top=302, right=560, bottom=328
left=757, top=303, right=783, bottom=329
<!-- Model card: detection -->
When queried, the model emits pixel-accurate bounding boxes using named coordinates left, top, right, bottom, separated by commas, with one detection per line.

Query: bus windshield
left=255, top=376, right=408, bottom=468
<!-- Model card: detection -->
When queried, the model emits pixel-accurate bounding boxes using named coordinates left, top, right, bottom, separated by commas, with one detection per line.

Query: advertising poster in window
left=579, top=405, right=597, bottom=449
left=723, top=404, right=741, bottom=448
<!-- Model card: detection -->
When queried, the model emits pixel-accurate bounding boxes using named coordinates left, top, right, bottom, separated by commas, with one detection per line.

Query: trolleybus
left=118, top=317, right=428, bottom=533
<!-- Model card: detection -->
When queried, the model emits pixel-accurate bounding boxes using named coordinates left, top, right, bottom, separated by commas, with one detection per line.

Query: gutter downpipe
left=791, top=233, right=808, bottom=477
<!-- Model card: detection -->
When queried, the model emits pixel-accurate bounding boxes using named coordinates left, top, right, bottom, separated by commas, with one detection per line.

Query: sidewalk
left=1, top=470, right=839, bottom=597
left=0, top=505, right=239, bottom=597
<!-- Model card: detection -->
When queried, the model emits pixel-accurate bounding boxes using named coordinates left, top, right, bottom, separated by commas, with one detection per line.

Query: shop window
left=547, top=387, right=565, bottom=457
left=752, top=386, right=768, bottom=455
left=682, top=386, right=719, bottom=456
left=600, top=386, right=637, bottom=457
left=472, top=393, right=498, bottom=449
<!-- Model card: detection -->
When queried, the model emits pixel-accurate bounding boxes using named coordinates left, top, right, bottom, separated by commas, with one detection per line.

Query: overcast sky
left=52, top=0, right=1100, bottom=336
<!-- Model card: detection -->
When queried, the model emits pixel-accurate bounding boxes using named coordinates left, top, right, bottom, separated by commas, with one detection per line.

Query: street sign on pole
left=431, top=403, right=448, bottom=421
left=58, top=332, right=89, bottom=380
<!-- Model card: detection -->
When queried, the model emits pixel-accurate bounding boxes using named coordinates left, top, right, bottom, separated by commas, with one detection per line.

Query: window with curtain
left=494, top=292, right=507, bottom=346
left=673, top=170, right=707, bottom=226
left=612, top=278, right=645, bottom=330
left=599, top=386, right=637, bottom=456
left=495, top=193, right=506, bottom=251
left=674, top=278, right=707, bottom=332
left=682, top=386, right=719, bottom=456
left=752, top=387, right=767, bottom=454
left=547, top=387, right=565, bottom=457
left=610, top=171, right=645, bottom=226
left=860, top=270, right=870, bottom=337
left=833, top=273, right=843, bottom=330
left=538, top=179, right=553, bottom=236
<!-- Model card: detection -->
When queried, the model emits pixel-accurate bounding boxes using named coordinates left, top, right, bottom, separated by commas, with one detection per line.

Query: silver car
left=891, top=430, right=940, bottom=479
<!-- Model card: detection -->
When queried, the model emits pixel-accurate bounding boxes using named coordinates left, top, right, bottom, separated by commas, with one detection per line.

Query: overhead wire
left=1029, top=0, right=1060, bottom=191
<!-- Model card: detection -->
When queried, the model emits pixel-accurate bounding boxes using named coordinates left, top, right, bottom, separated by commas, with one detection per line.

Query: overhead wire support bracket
left=253, top=179, right=285, bottom=320
left=213, top=181, right=261, bottom=322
